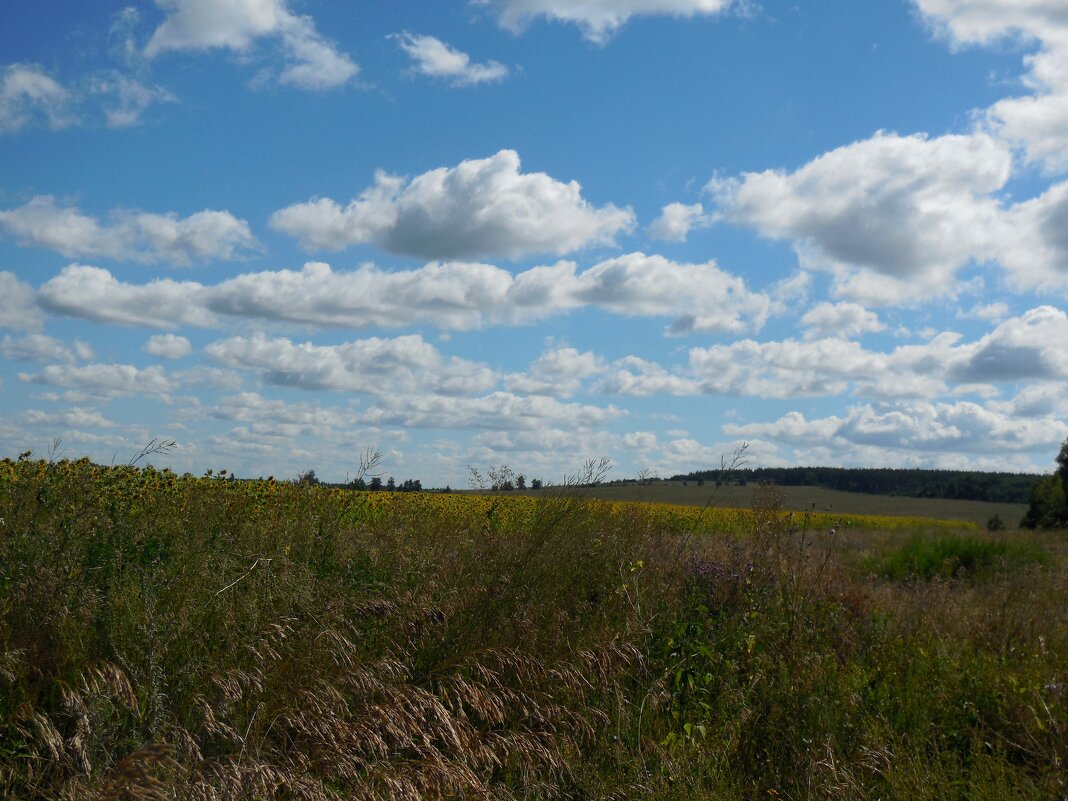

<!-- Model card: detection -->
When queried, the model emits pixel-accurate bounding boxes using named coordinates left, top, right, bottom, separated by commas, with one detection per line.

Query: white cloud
left=23, top=407, right=117, bottom=430
left=207, top=261, right=515, bottom=329
left=599, top=355, right=701, bottom=396
left=725, top=400, right=1068, bottom=457
left=997, top=180, right=1068, bottom=291
left=0, top=197, right=260, bottom=265
left=394, top=33, right=508, bottom=86
left=358, top=391, right=625, bottom=431
left=144, top=334, right=193, bottom=359
left=0, top=64, right=74, bottom=134
left=204, top=333, right=498, bottom=397
left=39, top=265, right=215, bottom=328
left=145, top=0, right=357, bottom=90
left=561, top=252, right=770, bottom=334
left=944, top=305, right=1068, bottom=382
left=90, top=73, right=176, bottom=128
left=916, top=0, right=1068, bottom=172
left=711, top=131, right=1012, bottom=304
left=1, top=334, right=91, bottom=364
left=270, top=150, right=635, bottom=260
left=475, top=0, right=738, bottom=43
left=211, top=392, right=357, bottom=439
left=800, top=302, right=885, bottom=339
left=648, top=202, right=712, bottom=242
left=504, top=346, right=601, bottom=397
left=0, top=272, right=43, bottom=330
left=915, top=0, right=1068, bottom=47
left=39, top=256, right=769, bottom=335
left=276, top=13, right=359, bottom=90
left=960, top=301, right=1010, bottom=321
left=20, top=363, right=175, bottom=399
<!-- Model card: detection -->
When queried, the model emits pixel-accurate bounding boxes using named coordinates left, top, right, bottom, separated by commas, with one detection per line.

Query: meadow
left=508, top=480, right=1029, bottom=530
left=1, top=456, right=1065, bottom=800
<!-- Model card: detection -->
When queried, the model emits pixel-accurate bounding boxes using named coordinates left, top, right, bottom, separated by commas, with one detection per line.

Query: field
left=1, top=457, right=1066, bottom=800
left=548, top=480, right=1030, bottom=529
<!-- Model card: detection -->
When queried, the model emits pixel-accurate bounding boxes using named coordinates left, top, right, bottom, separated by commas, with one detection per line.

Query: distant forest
left=669, top=467, right=1043, bottom=505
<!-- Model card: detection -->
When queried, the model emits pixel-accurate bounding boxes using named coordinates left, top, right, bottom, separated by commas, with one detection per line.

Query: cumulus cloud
left=800, top=302, right=885, bottom=339
left=270, top=150, right=635, bottom=260
left=504, top=346, right=601, bottom=397
left=710, top=131, right=1012, bottom=304
left=205, top=333, right=498, bottom=397
left=595, top=306, right=1068, bottom=402
left=145, top=0, right=357, bottom=90
left=648, top=202, right=713, bottom=242
left=1, top=334, right=92, bottom=364
left=916, top=0, right=1068, bottom=172
left=23, top=407, right=117, bottom=430
left=211, top=392, right=357, bottom=440
left=143, top=334, right=193, bottom=359
left=38, top=256, right=770, bottom=335
left=0, top=197, right=260, bottom=265
left=394, top=33, right=508, bottom=86
left=359, top=391, right=624, bottom=431
left=20, top=363, right=176, bottom=399
left=39, top=266, right=215, bottom=327
left=725, top=400, right=1068, bottom=457
left=475, top=0, right=738, bottom=43
left=944, top=305, right=1068, bottom=382
left=558, top=253, right=770, bottom=334
left=0, top=64, right=74, bottom=134
left=996, top=180, right=1068, bottom=290
left=0, top=272, right=43, bottom=329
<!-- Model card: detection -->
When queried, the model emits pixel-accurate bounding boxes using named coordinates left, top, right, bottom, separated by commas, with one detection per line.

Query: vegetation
left=865, top=533, right=1049, bottom=582
left=548, top=480, right=1026, bottom=529
left=1, top=455, right=1066, bottom=800
left=670, top=466, right=1043, bottom=504
left=1020, top=438, right=1068, bottom=529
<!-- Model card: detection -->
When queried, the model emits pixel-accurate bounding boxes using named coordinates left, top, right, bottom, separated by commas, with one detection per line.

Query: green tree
left=1020, top=438, right=1068, bottom=529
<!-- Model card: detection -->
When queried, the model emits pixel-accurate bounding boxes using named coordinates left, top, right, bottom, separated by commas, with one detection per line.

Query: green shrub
left=869, top=533, right=1048, bottom=581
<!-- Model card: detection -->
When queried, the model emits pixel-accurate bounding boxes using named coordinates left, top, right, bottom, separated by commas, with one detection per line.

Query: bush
left=869, top=533, right=1048, bottom=581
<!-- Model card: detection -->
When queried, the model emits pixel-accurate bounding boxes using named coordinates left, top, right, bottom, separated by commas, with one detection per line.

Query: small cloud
left=143, top=333, right=193, bottom=359
left=393, top=32, right=508, bottom=86
left=0, top=64, right=75, bottom=134
left=648, top=202, right=712, bottom=242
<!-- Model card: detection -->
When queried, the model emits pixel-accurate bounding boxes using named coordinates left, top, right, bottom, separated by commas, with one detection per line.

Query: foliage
left=672, top=465, right=1043, bottom=504
left=1020, top=438, right=1068, bottom=529
left=866, top=533, right=1049, bottom=581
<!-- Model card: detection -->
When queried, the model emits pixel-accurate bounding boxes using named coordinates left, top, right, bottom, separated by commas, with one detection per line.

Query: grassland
left=1, top=457, right=1066, bottom=800
left=531, top=480, right=1030, bottom=529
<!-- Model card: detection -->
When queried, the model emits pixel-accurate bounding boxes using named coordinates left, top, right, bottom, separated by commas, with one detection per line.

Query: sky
left=2, top=0, right=1068, bottom=486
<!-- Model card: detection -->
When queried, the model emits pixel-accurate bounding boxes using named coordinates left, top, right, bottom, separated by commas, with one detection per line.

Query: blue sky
left=2, top=0, right=1068, bottom=485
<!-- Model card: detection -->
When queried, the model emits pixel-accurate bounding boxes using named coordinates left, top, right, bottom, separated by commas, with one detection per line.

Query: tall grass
left=867, top=532, right=1050, bottom=581
left=1, top=457, right=1065, bottom=799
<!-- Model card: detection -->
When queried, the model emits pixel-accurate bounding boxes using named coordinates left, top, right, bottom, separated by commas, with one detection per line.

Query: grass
left=867, top=532, right=1051, bottom=581
left=1, top=456, right=1066, bottom=800
left=517, top=480, right=1031, bottom=529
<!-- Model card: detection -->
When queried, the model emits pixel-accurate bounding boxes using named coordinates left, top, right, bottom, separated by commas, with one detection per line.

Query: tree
left=296, top=469, right=319, bottom=486
left=368, top=476, right=383, bottom=491
left=386, top=476, right=396, bottom=492
left=516, top=474, right=526, bottom=490
left=1021, top=438, right=1068, bottom=529
left=1058, top=439, right=1068, bottom=495
left=531, top=478, right=542, bottom=490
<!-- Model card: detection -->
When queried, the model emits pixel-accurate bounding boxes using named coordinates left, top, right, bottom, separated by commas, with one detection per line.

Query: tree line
left=670, top=465, right=1042, bottom=504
